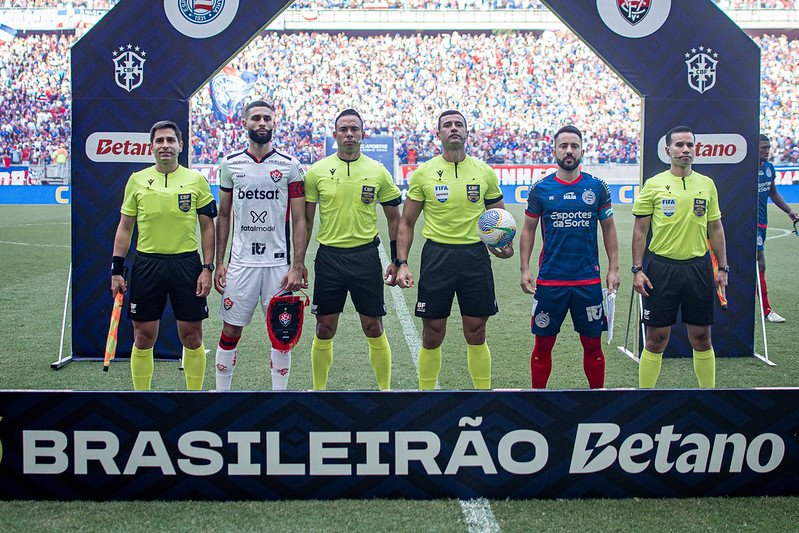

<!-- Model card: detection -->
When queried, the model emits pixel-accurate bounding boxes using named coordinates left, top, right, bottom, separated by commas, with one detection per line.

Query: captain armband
left=197, top=199, right=218, bottom=218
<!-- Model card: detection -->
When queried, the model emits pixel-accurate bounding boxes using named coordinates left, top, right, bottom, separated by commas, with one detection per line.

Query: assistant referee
left=631, top=125, right=728, bottom=388
left=111, top=120, right=217, bottom=391
left=395, top=110, right=513, bottom=390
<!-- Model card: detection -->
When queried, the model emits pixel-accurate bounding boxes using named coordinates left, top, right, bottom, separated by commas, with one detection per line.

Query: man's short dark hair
left=245, top=100, right=275, bottom=117
left=335, top=109, right=363, bottom=129
left=554, top=125, right=582, bottom=145
left=666, top=125, right=694, bottom=145
left=759, top=133, right=770, bottom=143
left=437, top=110, right=466, bottom=130
left=150, top=120, right=182, bottom=144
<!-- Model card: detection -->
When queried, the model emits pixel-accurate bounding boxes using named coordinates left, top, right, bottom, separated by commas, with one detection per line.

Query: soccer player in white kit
left=214, top=100, right=308, bottom=390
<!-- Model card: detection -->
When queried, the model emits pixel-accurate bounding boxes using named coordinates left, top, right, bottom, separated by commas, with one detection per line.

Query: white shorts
left=218, top=263, right=291, bottom=326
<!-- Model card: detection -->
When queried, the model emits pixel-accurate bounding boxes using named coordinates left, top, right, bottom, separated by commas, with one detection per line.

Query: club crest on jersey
left=617, top=0, right=650, bottom=25
left=661, top=198, right=676, bottom=217
left=177, top=193, right=192, bottom=212
left=112, top=45, right=146, bottom=93
left=685, top=46, right=718, bottom=94
left=582, top=190, right=596, bottom=205
left=361, top=185, right=376, bottom=204
left=693, top=198, right=706, bottom=217
left=224, top=297, right=234, bottom=310
left=270, top=169, right=283, bottom=183
left=435, top=185, right=449, bottom=203
left=467, top=184, right=480, bottom=203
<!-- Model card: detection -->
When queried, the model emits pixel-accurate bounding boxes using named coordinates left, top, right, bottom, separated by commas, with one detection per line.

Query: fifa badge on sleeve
left=267, top=290, right=309, bottom=353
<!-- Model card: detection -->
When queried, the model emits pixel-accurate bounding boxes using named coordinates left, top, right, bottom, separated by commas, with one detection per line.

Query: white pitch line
left=378, top=243, right=501, bottom=533
left=460, top=498, right=501, bottom=533
left=766, top=228, right=793, bottom=240
left=0, top=240, right=69, bottom=248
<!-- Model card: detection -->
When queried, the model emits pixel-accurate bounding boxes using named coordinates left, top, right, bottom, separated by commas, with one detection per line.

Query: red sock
left=580, top=334, right=605, bottom=388
left=531, top=335, right=556, bottom=388
left=219, top=332, right=241, bottom=350
left=759, top=271, right=772, bottom=315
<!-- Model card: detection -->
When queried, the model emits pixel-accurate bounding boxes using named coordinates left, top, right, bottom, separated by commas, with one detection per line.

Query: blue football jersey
left=758, top=161, right=775, bottom=227
left=525, top=172, right=613, bottom=285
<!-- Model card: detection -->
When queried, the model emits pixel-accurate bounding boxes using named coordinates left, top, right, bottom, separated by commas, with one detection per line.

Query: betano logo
left=658, top=133, right=747, bottom=165
left=86, top=132, right=153, bottom=163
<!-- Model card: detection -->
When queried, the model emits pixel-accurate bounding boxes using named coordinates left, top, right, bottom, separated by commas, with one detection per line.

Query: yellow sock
left=311, top=336, right=333, bottom=390
left=418, top=346, right=441, bottom=390
left=183, top=344, right=206, bottom=391
left=467, top=342, right=491, bottom=390
left=639, top=349, right=663, bottom=388
left=130, top=345, right=154, bottom=391
left=693, top=348, right=716, bottom=388
left=367, top=332, right=391, bottom=390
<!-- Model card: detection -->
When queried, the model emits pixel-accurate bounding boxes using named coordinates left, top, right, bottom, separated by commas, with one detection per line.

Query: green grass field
left=1, top=203, right=797, bottom=531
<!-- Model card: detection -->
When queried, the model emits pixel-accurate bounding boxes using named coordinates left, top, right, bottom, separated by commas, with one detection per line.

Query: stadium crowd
left=2, top=29, right=798, bottom=169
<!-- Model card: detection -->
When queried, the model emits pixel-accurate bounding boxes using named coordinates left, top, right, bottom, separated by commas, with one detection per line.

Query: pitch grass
left=1, top=203, right=798, bottom=530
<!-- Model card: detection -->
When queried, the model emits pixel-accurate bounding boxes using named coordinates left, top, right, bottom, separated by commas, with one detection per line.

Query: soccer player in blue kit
left=757, top=133, right=798, bottom=323
left=519, top=125, right=620, bottom=388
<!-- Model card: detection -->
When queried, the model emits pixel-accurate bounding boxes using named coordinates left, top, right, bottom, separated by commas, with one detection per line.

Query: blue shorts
left=531, top=283, right=607, bottom=337
left=757, top=225, right=767, bottom=252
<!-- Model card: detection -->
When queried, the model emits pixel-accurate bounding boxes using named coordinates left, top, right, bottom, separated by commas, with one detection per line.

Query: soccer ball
left=477, top=208, right=517, bottom=248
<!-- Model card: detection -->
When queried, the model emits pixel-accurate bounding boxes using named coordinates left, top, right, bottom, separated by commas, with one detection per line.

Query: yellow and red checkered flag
left=103, top=291, right=124, bottom=371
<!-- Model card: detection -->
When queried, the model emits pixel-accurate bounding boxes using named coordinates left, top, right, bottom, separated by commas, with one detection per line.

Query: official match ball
left=477, top=208, right=517, bottom=248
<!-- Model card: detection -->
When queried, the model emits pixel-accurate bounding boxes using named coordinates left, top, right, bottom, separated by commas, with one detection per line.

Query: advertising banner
left=1, top=389, right=796, bottom=501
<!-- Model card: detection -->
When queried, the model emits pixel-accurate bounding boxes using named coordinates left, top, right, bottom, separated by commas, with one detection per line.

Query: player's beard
left=556, top=154, right=581, bottom=171
left=248, top=128, right=273, bottom=145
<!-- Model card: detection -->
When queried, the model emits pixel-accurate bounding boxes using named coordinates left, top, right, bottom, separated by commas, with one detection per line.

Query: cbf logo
left=112, top=45, right=146, bottom=93
left=693, top=198, right=707, bottom=217
left=362, top=185, right=375, bottom=204
left=617, top=0, right=650, bottom=25
left=177, top=193, right=192, bottom=212
left=466, top=184, right=480, bottom=203
left=685, top=46, right=718, bottom=94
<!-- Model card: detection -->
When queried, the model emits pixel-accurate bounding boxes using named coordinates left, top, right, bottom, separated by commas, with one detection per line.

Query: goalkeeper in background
left=111, top=120, right=217, bottom=391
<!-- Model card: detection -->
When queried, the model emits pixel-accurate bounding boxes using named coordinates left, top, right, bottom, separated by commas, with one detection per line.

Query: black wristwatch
left=393, top=258, right=407, bottom=268
left=202, top=263, right=215, bottom=272
left=631, top=265, right=643, bottom=274
left=719, top=265, right=730, bottom=273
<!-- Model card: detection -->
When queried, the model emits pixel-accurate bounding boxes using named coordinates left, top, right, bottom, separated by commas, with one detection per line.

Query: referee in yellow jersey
left=111, top=120, right=217, bottom=390
left=304, top=109, right=402, bottom=390
left=632, top=125, right=728, bottom=388
left=394, top=110, right=513, bottom=390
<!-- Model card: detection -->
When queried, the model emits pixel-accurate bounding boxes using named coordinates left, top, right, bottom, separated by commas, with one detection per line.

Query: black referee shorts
left=641, top=253, right=715, bottom=328
left=311, top=238, right=387, bottom=317
left=415, top=240, right=498, bottom=319
left=127, top=251, right=209, bottom=322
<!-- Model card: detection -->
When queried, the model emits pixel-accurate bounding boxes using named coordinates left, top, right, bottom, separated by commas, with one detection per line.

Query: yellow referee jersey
left=120, top=165, right=214, bottom=254
left=632, top=169, right=721, bottom=260
left=408, top=154, right=503, bottom=244
left=305, top=154, right=401, bottom=248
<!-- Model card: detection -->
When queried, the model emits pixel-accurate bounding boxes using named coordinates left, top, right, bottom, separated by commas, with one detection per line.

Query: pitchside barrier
left=1, top=389, right=797, bottom=500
